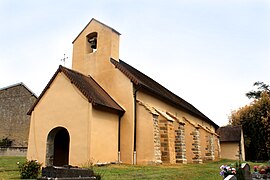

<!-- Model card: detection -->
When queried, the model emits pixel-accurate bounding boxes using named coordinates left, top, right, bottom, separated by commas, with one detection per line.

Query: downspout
left=118, top=115, right=121, bottom=163
left=133, top=85, right=142, bottom=165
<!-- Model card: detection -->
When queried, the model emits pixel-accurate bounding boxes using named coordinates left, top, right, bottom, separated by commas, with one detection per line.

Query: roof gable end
left=28, top=65, right=124, bottom=115
left=72, top=18, right=121, bottom=44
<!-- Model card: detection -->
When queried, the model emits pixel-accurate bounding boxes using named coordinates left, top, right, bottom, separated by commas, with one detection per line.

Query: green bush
left=0, top=137, right=13, bottom=147
left=18, top=160, right=42, bottom=179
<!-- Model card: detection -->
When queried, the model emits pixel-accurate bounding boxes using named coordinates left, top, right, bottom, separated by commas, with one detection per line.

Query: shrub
left=18, top=160, right=42, bottom=179
left=0, top=137, right=13, bottom=147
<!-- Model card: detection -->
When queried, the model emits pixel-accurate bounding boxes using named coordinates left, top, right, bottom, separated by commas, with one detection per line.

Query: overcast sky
left=0, top=0, right=269, bottom=126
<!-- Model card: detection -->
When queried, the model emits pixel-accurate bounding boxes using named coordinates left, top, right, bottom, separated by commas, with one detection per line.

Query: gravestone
left=224, top=175, right=237, bottom=180
left=38, top=166, right=97, bottom=180
left=241, top=163, right=252, bottom=180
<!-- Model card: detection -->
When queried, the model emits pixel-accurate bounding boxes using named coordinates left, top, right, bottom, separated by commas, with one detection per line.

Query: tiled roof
left=111, top=58, right=219, bottom=129
left=217, top=125, right=242, bottom=142
left=27, top=65, right=124, bottom=115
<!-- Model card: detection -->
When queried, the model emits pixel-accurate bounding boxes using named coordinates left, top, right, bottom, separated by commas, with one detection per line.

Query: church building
left=27, top=18, right=220, bottom=166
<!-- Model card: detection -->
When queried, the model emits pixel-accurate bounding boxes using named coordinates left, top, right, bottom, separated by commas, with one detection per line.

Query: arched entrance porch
left=46, top=127, right=70, bottom=166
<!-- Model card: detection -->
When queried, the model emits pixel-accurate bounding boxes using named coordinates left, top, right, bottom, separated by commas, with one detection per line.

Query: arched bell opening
left=86, top=32, right=98, bottom=53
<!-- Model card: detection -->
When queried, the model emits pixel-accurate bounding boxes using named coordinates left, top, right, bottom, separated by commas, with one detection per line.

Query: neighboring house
left=27, top=18, right=220, bottom=166
left=0, top=83, right=37, bottom=147
left=217, top=125, right=245, bottom=161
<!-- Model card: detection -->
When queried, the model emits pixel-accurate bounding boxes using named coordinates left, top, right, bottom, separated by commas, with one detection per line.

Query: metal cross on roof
left=61, top=54, right=68, bottom=66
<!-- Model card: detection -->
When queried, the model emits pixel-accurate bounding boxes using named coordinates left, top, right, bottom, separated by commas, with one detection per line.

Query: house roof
left=27, top=65, right=124, bottom=115
left=110, top=58, right=219, bottom=129
left=0, top=82, right=37, bottom=98
left=72, top=18, right=121, bottom=44
left=217, top=125, right=242, bottom=142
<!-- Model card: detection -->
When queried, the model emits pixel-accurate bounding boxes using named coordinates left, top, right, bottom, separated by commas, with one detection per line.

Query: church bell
left=88, top=37, right=97, bottom=49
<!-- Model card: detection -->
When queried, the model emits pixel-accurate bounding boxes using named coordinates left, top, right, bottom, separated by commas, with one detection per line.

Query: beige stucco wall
left=185, top=123, right=194, bottom=163
left=167, top=119, right=176, bottom=163
left=199, top=128, right=207, bottom=160
left=220, top=142, right=239, bottom=160
left=91, top=108, right=119, bottom=163
left=136, top=104, right=156, bottom=164
left=240, top=130, right=245, bottom=161
left=219, top=129, right=245, bottom=161
left=72, top=19, right=135, bottom=164
left=27, top=72, right=119, bottom=166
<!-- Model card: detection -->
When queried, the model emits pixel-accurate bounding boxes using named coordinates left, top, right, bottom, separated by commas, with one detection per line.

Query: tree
left=246, top=81, right=270, bottom=99
left=230, top=82, right=270, bottom=160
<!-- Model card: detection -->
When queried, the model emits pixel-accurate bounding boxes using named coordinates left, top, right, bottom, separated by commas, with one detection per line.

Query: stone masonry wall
left=153, top=115, right=162, bottom=163
left=159, top=118, right=170, bottom=162
left=0, top=147, right=27, bottom=156
left=191, top=127, right=202, bottom=163
left=205, top=134, right=215, bottom=160
left=175, top=123, right=187, bottom=163
left=214, top=136, right=221, bottom=159
left=0, top=84, right=37, bottom=147
left=205, top=133, right=215, bottom=160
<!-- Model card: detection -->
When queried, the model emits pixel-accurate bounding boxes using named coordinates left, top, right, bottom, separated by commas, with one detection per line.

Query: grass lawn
left=92, top=159, right=233, bottom=180
left=0, top=156, right=25, bottom=179
left=0, top=157, right=261, bottom=179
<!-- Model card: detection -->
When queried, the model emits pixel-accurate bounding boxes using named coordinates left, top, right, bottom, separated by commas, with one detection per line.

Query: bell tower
left=72, top=18, right=120, bottom=79
left=72, top=19, right=135, bottom=164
